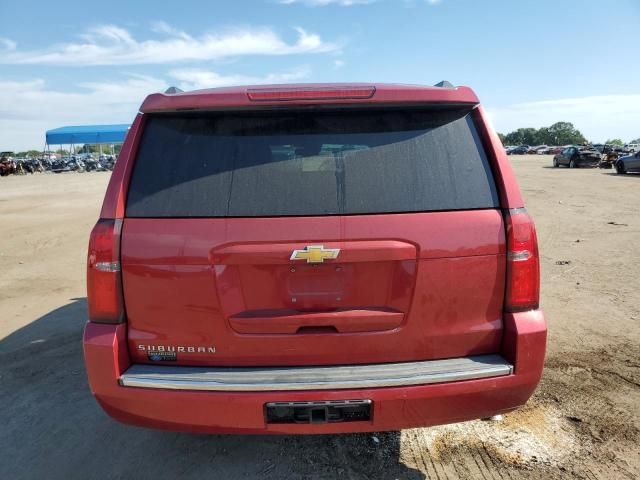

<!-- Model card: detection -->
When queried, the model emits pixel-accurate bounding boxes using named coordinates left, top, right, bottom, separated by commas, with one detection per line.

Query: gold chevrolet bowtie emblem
left=290, top=245, right=340, bottom=264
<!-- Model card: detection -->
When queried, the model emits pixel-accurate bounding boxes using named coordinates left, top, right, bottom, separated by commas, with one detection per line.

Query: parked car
left=616, top=151, right=640, bottom=174
left=508, top=145, right=530, bottom=155
left=598, top=144, right=612, bottom=154
left=553, top=146, right=601, bottom=168
left=527, top=145, right=548, bottom=154
left=547, top=146, right=565, bottom=155
left=537, top=146, right=554, bottom=154
left=84, top=83, right=546, bottom=434
left=624, top=143, right=640, bottom=153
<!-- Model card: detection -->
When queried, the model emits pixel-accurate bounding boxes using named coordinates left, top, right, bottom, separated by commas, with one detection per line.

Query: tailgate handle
left=229, top=308, right=404, bottom=334
left=296, top=326, right=339, bottom=335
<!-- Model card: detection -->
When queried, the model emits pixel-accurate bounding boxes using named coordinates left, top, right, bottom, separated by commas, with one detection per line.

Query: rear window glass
left=126, top=109, right=499, bottom=217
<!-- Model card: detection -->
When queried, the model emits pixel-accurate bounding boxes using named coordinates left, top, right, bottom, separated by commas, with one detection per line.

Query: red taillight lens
left=505, top=208, right=540, bottom=312
left=247, top=86, right=376, bottom=102
left=87, top=219, right=124, bottom=323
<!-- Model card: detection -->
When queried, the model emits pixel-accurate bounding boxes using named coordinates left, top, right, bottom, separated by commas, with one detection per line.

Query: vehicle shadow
left=541, top=166, right=609, bottom=170
left=600, top=172, right=640, bottom=177
left=0, top=299, right=424, bottom=480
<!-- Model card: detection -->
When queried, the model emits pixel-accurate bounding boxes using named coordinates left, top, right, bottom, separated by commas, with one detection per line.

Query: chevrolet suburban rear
left=83, top=83, right=546, bottom=434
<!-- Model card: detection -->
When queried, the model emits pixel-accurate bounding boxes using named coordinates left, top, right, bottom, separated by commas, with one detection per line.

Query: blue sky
left=1, top=0, right=638, bottom=150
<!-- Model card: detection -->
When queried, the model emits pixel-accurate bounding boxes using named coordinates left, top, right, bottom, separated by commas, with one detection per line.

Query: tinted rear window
left=126, top=109, right=499, bottom=217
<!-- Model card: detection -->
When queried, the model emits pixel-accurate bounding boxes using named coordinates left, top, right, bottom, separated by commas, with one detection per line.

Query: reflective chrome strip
left=94, top=261, right=120, bottom=272
left=508, top=250, right=532, bottom=261
left=119, top=354, right=512, bottom=392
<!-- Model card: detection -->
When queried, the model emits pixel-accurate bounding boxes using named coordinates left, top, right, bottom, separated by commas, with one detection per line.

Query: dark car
left=508, top=145, right=530, bottom=155
left=83, top=82, right=546, bottom=434
left=616, top=151, right=640, bottom=174
left=553, top=146, right=600, bottom=168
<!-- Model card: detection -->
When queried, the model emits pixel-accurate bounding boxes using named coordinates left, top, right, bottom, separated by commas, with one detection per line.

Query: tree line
left=10, top=144, right=122, bottom=157
left=498, top=121, right=640, bottom=147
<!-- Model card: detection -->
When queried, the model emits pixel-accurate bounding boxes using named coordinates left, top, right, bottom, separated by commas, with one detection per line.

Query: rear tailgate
left=121, top=107, right=506, bottom=367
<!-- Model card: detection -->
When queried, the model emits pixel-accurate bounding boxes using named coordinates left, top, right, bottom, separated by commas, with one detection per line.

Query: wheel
left=569, top=159, right=576, bottom=168
left=553, top=158, right=559, bottom=168
left=616, top=161, right=627, bottom=174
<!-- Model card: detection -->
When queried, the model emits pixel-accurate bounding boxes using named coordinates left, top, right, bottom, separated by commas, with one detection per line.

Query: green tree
left=77, top=144, right=120, bottom=154
left=78, top=144, right=99, bottom=154
left=535, top=127, right=552, bottom=145
left=16, top=150, right=42, bottom=157
left=503, top=121, right=586, bottom=146
left=629, top=138, right=640, bottom=144
left=497, top=133, right=506, bottom=144
left=504, top=128, right=539, bottom=146
left=546, top=122, right=586, bottom=145
left=605, top=139, right=624, bottom=146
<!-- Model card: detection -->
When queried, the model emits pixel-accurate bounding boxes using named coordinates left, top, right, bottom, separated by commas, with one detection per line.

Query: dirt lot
left=1, top=156, right=638, bottom=479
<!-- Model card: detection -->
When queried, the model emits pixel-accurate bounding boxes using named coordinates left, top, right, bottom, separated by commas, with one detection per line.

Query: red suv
left=84, top=83, right=546, bottom=434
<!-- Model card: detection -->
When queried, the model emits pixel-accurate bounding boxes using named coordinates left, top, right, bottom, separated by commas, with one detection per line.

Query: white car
left=625, top=143, right=640, bottom=153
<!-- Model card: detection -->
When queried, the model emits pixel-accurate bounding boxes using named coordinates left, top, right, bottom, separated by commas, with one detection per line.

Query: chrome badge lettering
left=138, top=344, right=216, bottom=354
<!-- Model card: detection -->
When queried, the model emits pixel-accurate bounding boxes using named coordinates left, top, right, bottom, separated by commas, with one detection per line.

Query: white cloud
left=280, top=0, right=441, bottom=5
left=0, top=76, right=166, bottom=122
left=0, top=24, right=339, bottom=66
left=333, top=59, right=346, bottom=68
left=279, top=0, right=375, bottom=5
left=168, top=66, right=311, bottom=90
left=488, top=94, right=640, bottom=143
left=0, top=65, right=316, bottom=150
left=0, top=76, right=167, bottom=150
left=400, top=0, right=443, bottom=6
left=0, top=38, right=17, bottom=51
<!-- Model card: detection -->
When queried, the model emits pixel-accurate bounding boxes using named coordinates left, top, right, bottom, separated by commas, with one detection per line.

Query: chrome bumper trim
left=119, top=354, right=512, bottom=392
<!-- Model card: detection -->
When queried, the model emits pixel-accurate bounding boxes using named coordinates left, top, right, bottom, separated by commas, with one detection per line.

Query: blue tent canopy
left=46, top=124, right=130, bottom=145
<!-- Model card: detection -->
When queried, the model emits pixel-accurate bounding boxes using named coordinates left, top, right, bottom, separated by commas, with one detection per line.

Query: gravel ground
left=1, top=155, right=638, bottom=479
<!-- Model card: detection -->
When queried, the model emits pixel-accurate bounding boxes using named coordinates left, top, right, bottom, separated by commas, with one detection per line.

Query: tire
left=569, top=159, right=577, bottom=168
left=616, top=161, right=627, bottom=174
left=553, top=158, right=559, bottom=168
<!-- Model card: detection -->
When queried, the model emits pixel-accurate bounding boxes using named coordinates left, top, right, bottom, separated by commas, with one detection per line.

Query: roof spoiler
left=434, top=80, right=454, bottom=88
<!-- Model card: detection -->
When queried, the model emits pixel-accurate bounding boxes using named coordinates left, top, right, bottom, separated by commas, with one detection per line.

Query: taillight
left=247, top=86, right=376, bottom=102
left=87, top=219, right=124, bottom=323
left=505, top=208, right=540, bottom=312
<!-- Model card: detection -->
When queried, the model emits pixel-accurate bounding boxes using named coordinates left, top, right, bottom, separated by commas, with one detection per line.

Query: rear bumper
left=577, top=159, right=600, bottom=167
left=83, top=310, right=546, bottom=434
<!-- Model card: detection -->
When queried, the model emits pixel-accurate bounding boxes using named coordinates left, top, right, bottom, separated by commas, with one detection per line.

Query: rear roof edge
left=140, top=83, right=479, bottom=113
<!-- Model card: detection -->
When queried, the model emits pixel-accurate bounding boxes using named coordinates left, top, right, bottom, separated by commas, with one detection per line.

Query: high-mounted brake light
left=505, top=208, right=540, bottom=312
left=87, top=219, right=124, bottom=323
left=247, top=86, right=376, bottom=102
